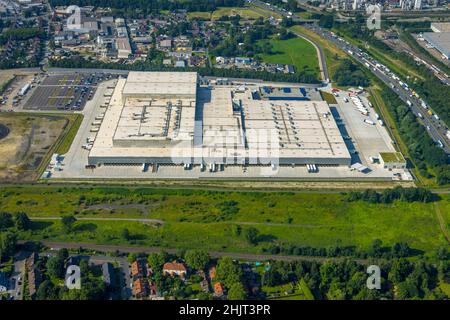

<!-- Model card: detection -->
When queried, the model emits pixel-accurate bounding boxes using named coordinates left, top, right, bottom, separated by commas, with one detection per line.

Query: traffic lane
left=311, top=27, right=450, bottom=152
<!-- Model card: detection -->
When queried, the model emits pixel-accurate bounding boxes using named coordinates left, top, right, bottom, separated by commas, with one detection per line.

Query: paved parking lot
left=24, top=73, right=117, bottom=111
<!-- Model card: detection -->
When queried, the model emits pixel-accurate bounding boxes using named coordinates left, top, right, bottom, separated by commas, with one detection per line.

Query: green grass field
left=2, top=186, right=449, bottom=254
left=187, top=7, right=274, bottom=21
left=258, top=37, right=320, bottom=78
left=320, top=91, right=337, bottom=104
left=289, top=25, right=347, bottom=82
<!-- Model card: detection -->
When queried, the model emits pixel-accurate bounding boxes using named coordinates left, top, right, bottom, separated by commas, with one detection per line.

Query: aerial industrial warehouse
left=88, top=71, right=351, bottom=167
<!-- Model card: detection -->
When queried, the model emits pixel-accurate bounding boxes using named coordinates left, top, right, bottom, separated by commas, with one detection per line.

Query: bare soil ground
left=0, top=114, right=67, bottom=182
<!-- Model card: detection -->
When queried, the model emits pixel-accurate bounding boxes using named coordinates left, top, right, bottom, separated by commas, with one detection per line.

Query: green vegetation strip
left=2, top=187, right=449, bottom=254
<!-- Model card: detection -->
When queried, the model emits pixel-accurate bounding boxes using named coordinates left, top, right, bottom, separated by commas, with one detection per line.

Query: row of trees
left=334, top=59, right=370, bottom=87
left=345, top=187, right=435, bottom=204
left=49, top=0, right=245, bottom=18
left=264, top=239, right=414, bottom=259
left=380, top=84, right=449, bottom=184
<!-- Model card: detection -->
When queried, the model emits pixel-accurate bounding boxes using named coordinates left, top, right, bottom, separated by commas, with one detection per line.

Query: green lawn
left=289, top=25, right=347, bottom=82
left=2, top=186, right=449, bottom=254
left=258, top=37, right=319, bottom=78
left=320, top=91, right=337, bottom=104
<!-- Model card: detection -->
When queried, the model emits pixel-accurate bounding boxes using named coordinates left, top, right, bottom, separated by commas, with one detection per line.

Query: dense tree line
left=380, top=84, right=449, bottom=184
left=261, top=251, right=449, bottom=300
left=334, top=59, right=370, bottom=87
left=0, top=27, right=44, bottom=45
left=345, top=187, right=435, bottom=204
left=49, top=0, right=245, bottom=18
left=264, top=239, right=415, bottom=260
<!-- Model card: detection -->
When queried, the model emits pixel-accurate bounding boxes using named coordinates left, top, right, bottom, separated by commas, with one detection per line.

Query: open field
left=258, top=37, right=320, bottom=78
left=2, top=186, right=449, bottom=254
left=0, top=113, right=71, bottom=182
left=289, top=25, right=347, bottom=81
left=188, top=6, right=277, bottom=21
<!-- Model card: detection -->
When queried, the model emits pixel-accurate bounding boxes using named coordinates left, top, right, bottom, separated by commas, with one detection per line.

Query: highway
left=249, top=0, right=450, bottom=155
left=306, top=24, right=450, bottom=154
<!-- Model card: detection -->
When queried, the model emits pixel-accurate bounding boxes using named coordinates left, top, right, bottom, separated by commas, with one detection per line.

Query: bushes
left=334, top=59, right=370, bottom=87
left=345, top=186, right=435, bottom=204
left=264, top=240, right=413, bottom=259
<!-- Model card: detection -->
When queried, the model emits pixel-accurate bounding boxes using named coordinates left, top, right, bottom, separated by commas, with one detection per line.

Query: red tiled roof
left=163, top=262, right=186, bottom=272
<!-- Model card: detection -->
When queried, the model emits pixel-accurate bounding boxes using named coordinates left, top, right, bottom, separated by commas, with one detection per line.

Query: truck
left=19, top=83, right=30, bottom=96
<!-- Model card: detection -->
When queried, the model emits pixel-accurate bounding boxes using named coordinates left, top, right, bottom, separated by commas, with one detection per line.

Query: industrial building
left=88, top=71, right=351, bottom=167
left=423, top=32, right=450, bottom=59
left=379, top=152, right=407, bottom=170
left=430, top=22, right=450, bottom=33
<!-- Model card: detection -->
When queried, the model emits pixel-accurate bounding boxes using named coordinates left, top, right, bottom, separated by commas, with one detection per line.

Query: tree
left=121, top=228, right=131, bottom=241
left=46, top=255, right=65, bottom=279
left=15, top=212, right=31, bottom=230
left=185, top=249, right=210, bottom=271
left=0, top=232, right=17, bottom=262
left=0, top=212, right=13, bottom=230
left=148, top=252, right=167, bottom=272
left=215, top=257, right=243, bottom=288
left=61, top=215, right=77, bottom=233
left=243, top=227, right=259, bottom=245
left=227, top=282, right=246, bottom=300
left=369, top=239, right=383, bottom=257
left=36, top=280, right=59, bottom=300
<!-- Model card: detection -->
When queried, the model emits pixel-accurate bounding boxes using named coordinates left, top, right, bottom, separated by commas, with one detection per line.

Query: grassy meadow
left=1, top=186, right=449, bottom=254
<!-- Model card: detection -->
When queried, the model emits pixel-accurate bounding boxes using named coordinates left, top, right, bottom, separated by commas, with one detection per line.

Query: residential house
left=132, top=278, right=148, bottom=298
left=213, top=282, right=225, bottom=298
left=131, top=260, right=145, bottom=279
left=163, top=261, right=187, bottom=278
left=158, top=39, right=172, bottom=51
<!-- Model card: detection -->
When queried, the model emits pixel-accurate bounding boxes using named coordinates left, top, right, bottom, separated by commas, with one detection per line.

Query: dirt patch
left=0, top=114, right=67, bottom=182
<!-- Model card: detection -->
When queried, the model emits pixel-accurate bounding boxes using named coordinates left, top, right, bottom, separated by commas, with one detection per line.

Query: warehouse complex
left=424, top=23, right=450, bottom=59
left=87, top=71, right=351, bottom=167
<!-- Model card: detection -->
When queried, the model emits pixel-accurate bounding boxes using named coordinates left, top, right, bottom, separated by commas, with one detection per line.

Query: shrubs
left=264, top=239, right=412, bottom=259
left=345, top=186, right=435, bottom=204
